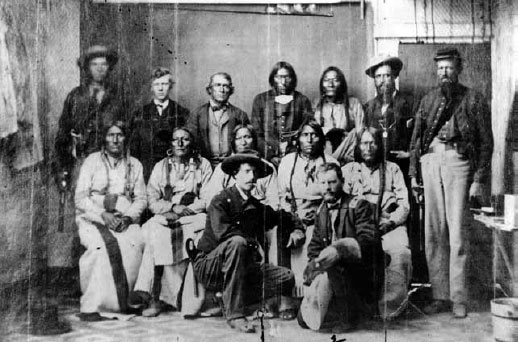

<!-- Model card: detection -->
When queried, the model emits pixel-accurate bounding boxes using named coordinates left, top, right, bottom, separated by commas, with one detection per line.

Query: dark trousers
left=325, top=265, right=375, bottom=324
left=194, top=236, right=295, bottom=320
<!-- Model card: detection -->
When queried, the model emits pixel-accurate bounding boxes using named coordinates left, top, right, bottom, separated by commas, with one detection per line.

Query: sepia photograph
left=0, top=0, right=512, bottom=341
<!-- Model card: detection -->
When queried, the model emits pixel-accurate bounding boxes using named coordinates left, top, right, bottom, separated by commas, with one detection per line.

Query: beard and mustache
left=376, top=82, right=395, bottom=105
left=439, top=77, right=458, bottom=100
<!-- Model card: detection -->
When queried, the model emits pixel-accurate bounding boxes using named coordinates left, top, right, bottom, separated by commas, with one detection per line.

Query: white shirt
left=153, top=99, right=170, bottom=116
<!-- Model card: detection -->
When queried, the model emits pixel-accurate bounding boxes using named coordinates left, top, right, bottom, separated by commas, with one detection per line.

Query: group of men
left=54, top=44, right=493, bottom=333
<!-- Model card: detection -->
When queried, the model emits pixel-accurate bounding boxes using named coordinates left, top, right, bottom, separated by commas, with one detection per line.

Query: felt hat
left=221, top=150, right=273, bottom=178
left=78, top=45, right=118, bottom=69
left=365, top=54, right=403, bottom=78
left=434, top=47, right=462, bottom=61
left=299, top=272, right=333, bottom=330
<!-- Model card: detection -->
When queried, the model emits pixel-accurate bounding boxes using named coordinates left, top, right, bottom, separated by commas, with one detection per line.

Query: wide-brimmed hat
left=434, top=47, right=462, bottom=61
left=221, top=150, right=273, bottom=178
left=77, top=45, right=118, bottom=69
left=365, top=54, right=403, bottom=78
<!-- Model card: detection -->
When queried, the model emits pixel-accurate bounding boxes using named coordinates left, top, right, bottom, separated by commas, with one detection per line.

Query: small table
left=474, top=214, right=518, bottom=296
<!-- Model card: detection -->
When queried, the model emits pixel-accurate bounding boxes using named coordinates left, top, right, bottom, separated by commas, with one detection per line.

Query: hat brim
left=365, top=57, right=403, bottom=78
left=433, top=55, right=462, bottom=61
left=221, top=154, right=273, bottom=179
left=78, top=49, right=119, bottom=69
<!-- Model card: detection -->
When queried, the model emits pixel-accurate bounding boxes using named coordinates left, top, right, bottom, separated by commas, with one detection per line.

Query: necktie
left=328, top=204, right=340, bottom=240
left=211, top=103, right=228, bottom=112
left=156, top=103, right=163, bottom=116
left=91, top=87, right=102, bottom=104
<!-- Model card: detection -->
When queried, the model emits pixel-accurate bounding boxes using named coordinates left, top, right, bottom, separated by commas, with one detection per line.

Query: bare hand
left=102, top=211, right=121, bottom=231
left=379, top=221, right=396, bottom=235
left=315, top=246, right=339, bottom=270
left=469, top=182, right=482, bottom=199
left=286, top=229, right=305, bottom=249
left=172, top=204, right=188, bottom=215
left=56, top=171, right=69, bottom=193
left=114, top=216, right=132, bottom=233
left=410, top=177, right=422, bottom=200
left=163, top=211, right=179, bottom=221
left=391, top=151, right=410, bottom=159
left=181, top=207, right=196, bottom=216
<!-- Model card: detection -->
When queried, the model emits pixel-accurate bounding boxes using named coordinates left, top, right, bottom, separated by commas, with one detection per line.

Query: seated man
left=201, top=124, right=278, bottom=208
left=277, top=120, right=339, bottom=292
left=194, top=153, right=305, bottom=333
left=299, top=163, right=383, bottom=331
left=74, top=120, right=147, bottom=321
left=341, top=127, right=412, bottom=318
left=132, top=127, right=213, bottom=317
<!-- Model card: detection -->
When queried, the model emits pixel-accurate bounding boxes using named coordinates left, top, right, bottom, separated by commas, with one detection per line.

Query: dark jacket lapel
left=199, top=103, right=210, bottom=155
left=336, top=193, right=350, bottom=239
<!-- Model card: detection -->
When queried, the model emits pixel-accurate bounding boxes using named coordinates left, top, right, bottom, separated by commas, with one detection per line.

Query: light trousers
left=420, top=144, right=472, bottom=304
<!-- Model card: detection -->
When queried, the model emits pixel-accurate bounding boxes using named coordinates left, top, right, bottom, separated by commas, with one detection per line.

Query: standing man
left=409, top=48, right=493, bottom=318
left=186, top=72, right=249, bottom=168
left=194, top=153, right=305, bottom=333
left=52, top=45, right=124, bottom=290
left=364, top=54, right=414, bottom=177
left=130, top=67, right=190, bottom=182
left=251, top=61, right=313, bottom=165
left=298, top=163, right=383, bottom=331
left=55, top=45, right=124, bottom=190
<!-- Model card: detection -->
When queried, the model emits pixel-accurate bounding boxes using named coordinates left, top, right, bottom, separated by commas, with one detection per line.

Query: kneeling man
left=194, top=153, right=305, bottom=333
left=299, top=163, right=383, bottom=331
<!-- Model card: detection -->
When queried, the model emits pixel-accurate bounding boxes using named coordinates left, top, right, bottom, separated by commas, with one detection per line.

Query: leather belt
left=428, top=141, right=457, bottom=153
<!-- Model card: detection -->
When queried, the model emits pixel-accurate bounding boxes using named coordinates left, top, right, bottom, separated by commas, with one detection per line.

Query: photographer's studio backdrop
left=0, top=0, right=516, bottom=335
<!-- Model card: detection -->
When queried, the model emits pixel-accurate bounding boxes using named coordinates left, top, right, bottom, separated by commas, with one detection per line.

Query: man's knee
left=225, top=236, right=248, bottom=251
left=387, top=247, right=411, bottom=265
left=279, top=267, right=295, bottom=289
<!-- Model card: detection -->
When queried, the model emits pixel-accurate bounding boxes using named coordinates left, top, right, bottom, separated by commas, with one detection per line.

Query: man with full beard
left=409, top=48, right=493, bottom=318
left=364, top=55, right=414, bottom=178
left=298, top=162, right=382, bottom=332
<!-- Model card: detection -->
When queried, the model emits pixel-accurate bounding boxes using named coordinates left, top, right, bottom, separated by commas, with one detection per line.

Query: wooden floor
left=3, top=301, right=494, bottom=342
